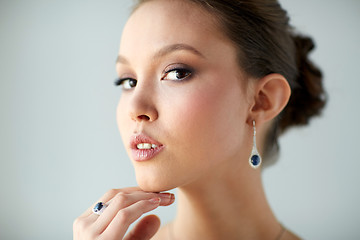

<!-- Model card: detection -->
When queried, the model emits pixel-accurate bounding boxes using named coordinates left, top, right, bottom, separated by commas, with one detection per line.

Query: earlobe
left=248, top=73, right=291, bottom=124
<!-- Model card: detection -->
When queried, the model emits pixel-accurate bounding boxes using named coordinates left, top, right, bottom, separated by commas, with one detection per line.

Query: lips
left=130, top=133, right=164, bottom=161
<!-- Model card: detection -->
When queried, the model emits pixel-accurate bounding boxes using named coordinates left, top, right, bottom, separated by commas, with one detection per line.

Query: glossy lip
left=130, top=133, right=165, bottom=162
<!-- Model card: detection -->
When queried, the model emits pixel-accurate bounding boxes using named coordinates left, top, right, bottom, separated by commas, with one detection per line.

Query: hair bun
left=279, top=35, right=327, bottom=132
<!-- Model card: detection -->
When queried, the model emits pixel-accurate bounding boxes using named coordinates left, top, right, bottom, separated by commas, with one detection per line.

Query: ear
left=247, top=73, right=291, bottom=125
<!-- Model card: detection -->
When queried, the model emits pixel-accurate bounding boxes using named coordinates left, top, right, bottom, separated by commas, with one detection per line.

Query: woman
left=74, top=0, right=325, bottom=239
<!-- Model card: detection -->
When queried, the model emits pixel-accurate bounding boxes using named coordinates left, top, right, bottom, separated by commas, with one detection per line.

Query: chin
left=137, top=183, right=176, bottom=193
left=137, top=177, right=176, bottom=193
left=135, top=169, right=177, bottom=193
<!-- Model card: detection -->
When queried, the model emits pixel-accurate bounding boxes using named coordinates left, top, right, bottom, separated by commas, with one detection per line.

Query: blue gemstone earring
left=249, top=120, right=262, bottom=169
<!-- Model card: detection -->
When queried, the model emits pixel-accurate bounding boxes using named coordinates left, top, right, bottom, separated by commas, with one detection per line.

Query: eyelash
left=114, top=65, right=193, bottom=89
left=161, top=67, right=193, bottom=81
left=114, top=78, right=137, bottom=90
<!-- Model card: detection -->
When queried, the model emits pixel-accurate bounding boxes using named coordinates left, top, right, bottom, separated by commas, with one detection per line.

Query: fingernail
left=158, top=193, right=172, bottom=199
left=159, top=194, right=175, bottom=205
left=149, top=197, right=161, bottom=204
left=170, top=194, right=175, bottom=203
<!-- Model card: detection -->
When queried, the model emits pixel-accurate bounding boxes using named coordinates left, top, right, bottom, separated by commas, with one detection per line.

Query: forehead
left=119, top=0, right=229, bottom=57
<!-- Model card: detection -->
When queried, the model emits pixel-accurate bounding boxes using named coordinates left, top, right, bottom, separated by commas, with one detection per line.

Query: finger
left=79, top=187, right=143, bottom=218
left=100, top=198, right=161, bottom=239
left=124, top=215, right=161, bottom=240
left=74, top=187, right=145, bottom=238
left=93, top=192, right=174, bottom=233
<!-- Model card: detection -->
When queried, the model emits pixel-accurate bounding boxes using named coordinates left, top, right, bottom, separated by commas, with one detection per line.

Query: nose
left=128, top=87, right=158, bottom=123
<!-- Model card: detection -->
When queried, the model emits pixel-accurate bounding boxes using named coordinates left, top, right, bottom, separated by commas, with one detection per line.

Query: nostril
left=130, top=107, right=158, bottom=122
left=137, top=115, right=150, bottom=121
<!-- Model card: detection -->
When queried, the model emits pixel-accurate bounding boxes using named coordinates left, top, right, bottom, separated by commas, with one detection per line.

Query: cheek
left=166, top=79, right=248, bottom=165
left=116, top=97, right=131, bottom=146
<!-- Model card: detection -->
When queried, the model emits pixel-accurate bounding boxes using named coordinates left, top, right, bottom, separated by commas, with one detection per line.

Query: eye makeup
left=114, top=78, right=137, bottom=90
left=161, top=63, right=194, bottom=81
left=114, top=63, right=195, bottom=89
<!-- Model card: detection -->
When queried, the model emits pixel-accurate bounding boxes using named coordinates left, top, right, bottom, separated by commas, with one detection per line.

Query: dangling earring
left=249, top=120, right=262, bottom=169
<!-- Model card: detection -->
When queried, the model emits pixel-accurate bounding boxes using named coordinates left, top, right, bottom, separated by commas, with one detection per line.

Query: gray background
left=1, top=0, right=359, bottom=239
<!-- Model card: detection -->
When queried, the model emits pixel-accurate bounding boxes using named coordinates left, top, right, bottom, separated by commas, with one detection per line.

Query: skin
left=73, top=0, right=297, bottom=239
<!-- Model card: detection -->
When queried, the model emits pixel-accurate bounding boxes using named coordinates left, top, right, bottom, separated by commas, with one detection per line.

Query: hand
left=73, top=187, right=175, bottom=240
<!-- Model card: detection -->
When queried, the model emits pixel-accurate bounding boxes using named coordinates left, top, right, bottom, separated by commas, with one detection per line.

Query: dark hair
left=133, top=0, right=326, bottom=159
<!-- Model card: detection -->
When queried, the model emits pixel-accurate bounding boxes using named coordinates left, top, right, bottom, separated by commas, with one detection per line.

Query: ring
left=92, top=202, right=108, bottom=215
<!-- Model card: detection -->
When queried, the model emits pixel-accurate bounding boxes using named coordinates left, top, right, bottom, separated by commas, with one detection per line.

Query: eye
left=114, top=78, right=137, bottom=90
left=161, top=68, right=192, bottom=81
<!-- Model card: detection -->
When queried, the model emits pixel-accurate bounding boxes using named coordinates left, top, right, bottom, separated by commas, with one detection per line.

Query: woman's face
left=116, top=0, right=252, bottom=192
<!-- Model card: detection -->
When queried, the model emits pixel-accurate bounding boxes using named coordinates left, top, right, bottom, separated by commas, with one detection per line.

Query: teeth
left=137, top=143, right=151, bottom=149
left=137, top=143, right=158, bottom=150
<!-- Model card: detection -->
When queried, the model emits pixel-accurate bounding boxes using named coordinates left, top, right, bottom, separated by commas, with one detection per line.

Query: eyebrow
left=116, top=43, right=205, bottom=64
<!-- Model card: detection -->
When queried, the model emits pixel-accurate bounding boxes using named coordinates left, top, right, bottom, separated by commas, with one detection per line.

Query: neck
left=170, top=162, right=282, bottom=240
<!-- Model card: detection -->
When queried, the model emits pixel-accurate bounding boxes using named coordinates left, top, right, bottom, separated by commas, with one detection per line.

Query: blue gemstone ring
left=92, top=202, right=108, bottom=215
